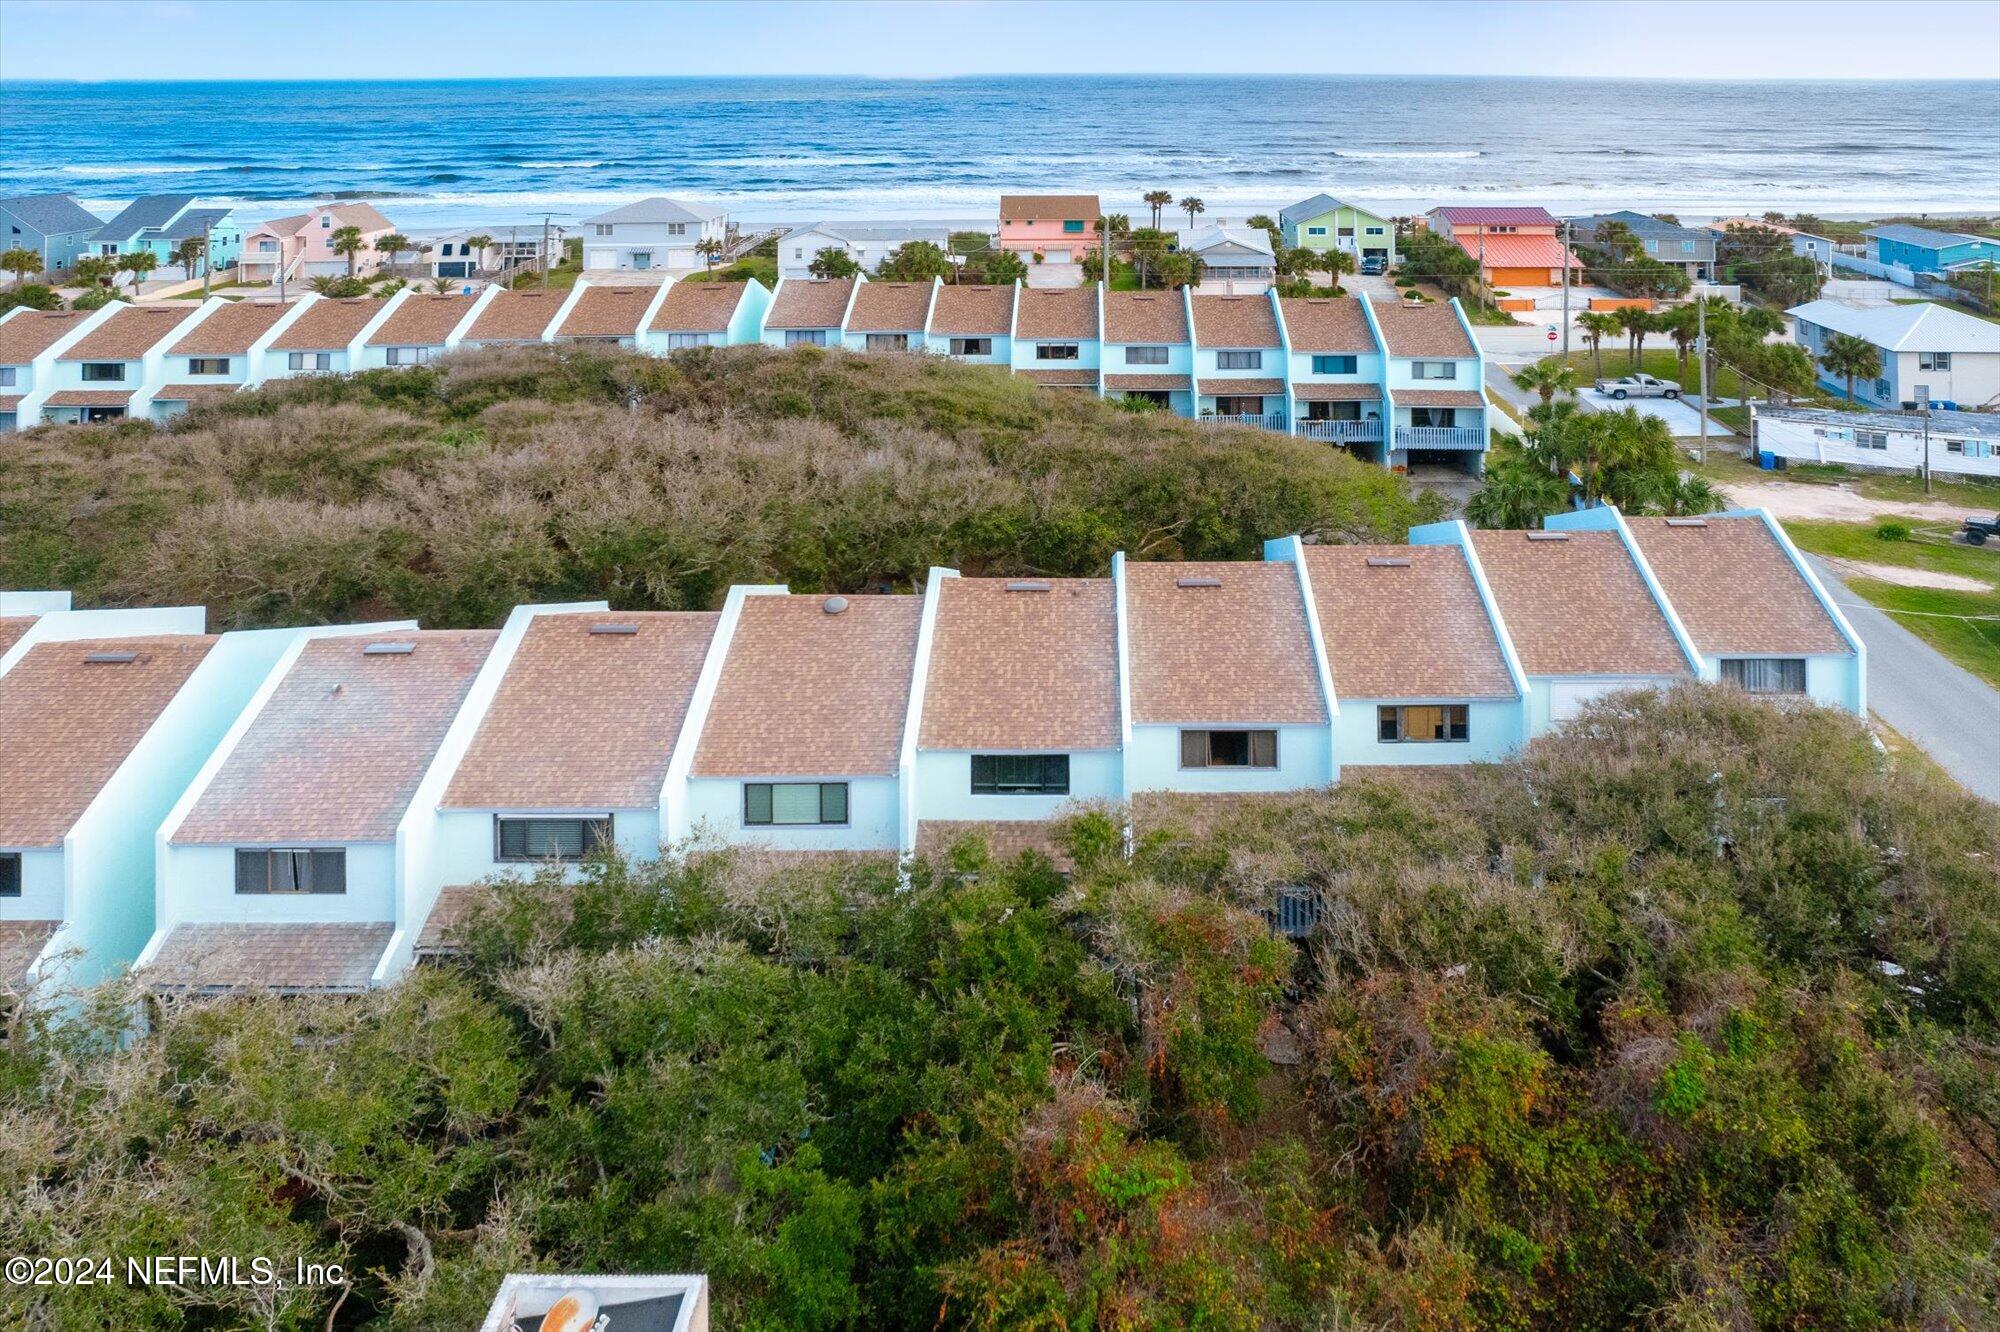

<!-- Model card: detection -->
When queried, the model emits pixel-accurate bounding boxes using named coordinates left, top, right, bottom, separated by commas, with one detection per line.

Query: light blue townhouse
left=1190, top=291, right=1287, bottom=429
left=924, top=283, right=1017, bottom=366
left=32, top=302, right=212, bottom=425
left=0, top=193, right=104, bottom=273
left=1865, top=223, right=2000, bottom=276
left=761, top=276, right=862, bottom=348
left=1100, top=287, right=1194, bottom=416
left=89, top=194, right=242, bottom=272
left=843, top=279, right=939, bottom=353
left=1369, top=296, right=1489, bottom=474
left=1279, top=294, right=1387, bottom=459
left=1009, top=285, right=1102, bottom=390
left=0, top=306, right=117, bottom=430
left=640, top=279, right=771, bottom=354
left=257, top=295, right=389, bottom=382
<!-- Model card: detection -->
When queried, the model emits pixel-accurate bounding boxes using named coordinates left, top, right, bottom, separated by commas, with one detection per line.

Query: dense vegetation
left=0, top=343, right=1440, bottom=628
left=2, top=689, right=1996, bottom=1329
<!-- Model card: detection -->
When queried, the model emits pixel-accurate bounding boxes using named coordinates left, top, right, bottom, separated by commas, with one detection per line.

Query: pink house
left=239, top=203, right=395, bottom=285
left=997, top=193, right=1101, bottom=264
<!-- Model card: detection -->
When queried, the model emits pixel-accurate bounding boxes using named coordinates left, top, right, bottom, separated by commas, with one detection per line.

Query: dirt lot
left=1720, top=479, right=1997, bottom=525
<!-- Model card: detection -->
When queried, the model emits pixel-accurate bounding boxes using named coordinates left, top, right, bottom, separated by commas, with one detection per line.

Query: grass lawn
left=1108, top=259, right=1140, bottom=291
left=1697, top=450, right=2000, bottom=511
left=1782, top=518, right=2000, bottom=687
left=683, top=255, right=777, bottom=287
left=1548, top=347, right=1753, bottom=400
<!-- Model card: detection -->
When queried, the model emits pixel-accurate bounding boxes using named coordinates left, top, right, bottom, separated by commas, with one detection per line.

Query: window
left=1307, top=226, right=1326, bottom=236
left=496, top=816, right=613, bottom=862
left=1411, top=361, right=1458, bottom=380
left=793, top=248, right=804, bottom=260
left=785, top=329, right=828, bottom=347
left=0, top=367, right=14, bottom=387
left=1216, top=350, right=1262, bottom=370
left=1873, top=377, right=1891, bottom=397
left=593, top=223, right=613, bottom=237
left=386, top=346, right=430, bottom=365
left=1946, top=439, right=1993, bottom=458
left=1365, top=226, right=1385, bottom=235
left=1063, top=219, right=1085, bottom=234
left=1337, top=227, right=1355, bottom=238
left=1681, top=240, right=1695, bottom=254
left=1312, top=354, right=1357, bottom=374
left=744, top=782, right=848, bottom=826
left=1643, top=239, right=1658, bottom=253
left=1721, top=658, right=1807, bottom=695
left=1179, top=729, right=1279, bottom=769
left=1376, top=705, right=1470, bottom=743
left=1126, top=345, right=1170, bottom=365
left=949, top=336, right=992, bottom=357
left=80, top=362, right=125, bottom=382
left=1036, top=342, right=1080, bottom=361
left=971, top=754, right=1070, bottom=795
left=1919, top=352, right=1951, bottom=370
left=235, top=847, right=346, bottom=894
left=0, top=851, right=18, bottom=897
left=319, top=213, right=331, bottom=229
left=866, top=332, right=910, bottom=352
left=188, top=357, right=230, bottom=375
left=1270, top=885, right=1318, bottom=939
left=667, top=332, right=711, bottom=349
left=288, top=351, right=332, bottom=371
left=1858, top=430, right=1888, bottom=450
left=667, top=222, right=687, bottom=236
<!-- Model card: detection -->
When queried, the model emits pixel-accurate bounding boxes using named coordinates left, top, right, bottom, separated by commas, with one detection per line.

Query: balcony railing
left=1395, top=425, right=1486, bottom=450
left=1199, top=412, right=1287, bottom=432
left=1297, top=419, right=1383, bottom=443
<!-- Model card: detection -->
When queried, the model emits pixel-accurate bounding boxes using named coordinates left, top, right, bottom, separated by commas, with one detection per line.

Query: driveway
left=1809, top=557, right=2000, bottom=804
left=1578, top=388, right=1733, bottom=440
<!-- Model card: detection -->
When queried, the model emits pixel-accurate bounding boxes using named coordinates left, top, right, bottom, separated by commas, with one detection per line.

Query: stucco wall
left=1125, top=723, right=1332, bottom=794
left=913, top=749, right=1122, bottom=822
left=681, top=775, right=901, bottom=851
left=161, top=841, right=398, bottom=925
left=430, top=806, right=664, bottom=887
left=1333, top=698, right=1524, bottom=767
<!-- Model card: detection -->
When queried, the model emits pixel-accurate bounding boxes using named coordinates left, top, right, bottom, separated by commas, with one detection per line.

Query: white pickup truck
left=1593, top=373, right=1681, bottom=400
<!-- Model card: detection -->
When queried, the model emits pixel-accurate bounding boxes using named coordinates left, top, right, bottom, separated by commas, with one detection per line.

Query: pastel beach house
left=579, top=197, right=727, bottom=275
left=151, top=299, right=298, bottom=419
left=1369, top=297, right=1489, bottom=470
left=1278, top=194, right=1396, bottom=267
left=88, top=194, right=241, bottom=273
left=1425, top=206, right=1579, bottom=288
left=643, top=280, right=772, bottom=354
left=1010, top=285, right=1101, bottom=390
left=1101, top=288, right=1193, bottom=416
left=1864, top=223, right=2000, bottom=277
left=260, top=295, right=384, bottom=380
left=238, top=203, right=395, bottom=284
left=843, top=279, right=939, bottom=353
left=998, top=193, right=1100, bottom=271
left=923, top=283, right=1017, bottom=366
left=760, top=276, right=859, bottom=348
left=1280, top=295, right=1385, bottom=456
left=40, top=303, right=202, bottom=425
left=0, top=193, right=104, bottom=273
left=1191, top=291, right=1285, bottom=429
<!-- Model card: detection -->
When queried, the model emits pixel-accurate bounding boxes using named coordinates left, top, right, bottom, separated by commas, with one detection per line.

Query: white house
left=1754, top=404, right=2000, bottom=481
left=778, top=222, right=951, bottom=281
left=1788, top=299, right=2000, bottom=411
left=1183, top=224, right=1277, bottom=294
left=579, top=197, right=727, bottom=274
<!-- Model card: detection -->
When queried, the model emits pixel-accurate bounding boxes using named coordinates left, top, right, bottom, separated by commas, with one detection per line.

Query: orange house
left=1426, top=205, right=1581, bottom=288
left=998, top=193, right=1101, bottom=264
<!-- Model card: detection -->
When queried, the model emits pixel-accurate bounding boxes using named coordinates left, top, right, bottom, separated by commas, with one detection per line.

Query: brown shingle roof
left=0, top=617, right=37, bottom=657
left=1103, top=290, right=1187, bottom=343
left=59, top=305, right=199, bottom=361
left=1626, top=516, right=1850, bottom=655
left=1014, top=287, right=1098, bottom=339
left=443, top=611, right=720, bottom=810
left=173, top=631, right=498, bottom=844
left=1279, top=296, right=1376, bottom=353
left=0, top=309, right=92, bottom=363
left=462, top=288, right=563, bottom=342
left=42, top=389, right=134, bottom=406
left=0, top=635, right=216, bottom=846
left=1124, top=561, right=1326, bottom=725
left=415, top=883, right=491, bottom=953
left=167, top=301, right=289, bottom=355
left=692, top=594, right=921, bottom=777
left=1000, top=194, right=1100, bottom=222
left=1369, top=298, right=1475, bottom=358
left=1191, top=294, right=1279, bottom=348
left=1293, top=382, right=1380, bottom=401
left=1471, top=529, right=1690, bottom=677
left=151, top=383, right=242, bottom=402
left=766, top=278, right=855, bottom=330
left=846, top=281, right=934, bottom=333
left=145, top=923, right=392, bottom=993
left=920, top=577, right=1118, bottom=751
left=0, top=920, right=60, bottom=993
left=0, top=395, right=19, bottom=412
left=1304, top=545, right=1515, bottom=699
left=650, top=281, right=745, bottom=333
left=268, top=297, right=377, bottom=351
left=1395, top=388, right=1485, bottom=407
left=1196, top=377, right=1283, bottom=396
left=929, top=284, right=1015, bottom=335
left=1019, top=368, right=1099, bottom=388
left=1104, top=373, right=1191, bottom=391
left=556, top=284, right=656, bottom=339
left=365, top=293, right=476, bottom=347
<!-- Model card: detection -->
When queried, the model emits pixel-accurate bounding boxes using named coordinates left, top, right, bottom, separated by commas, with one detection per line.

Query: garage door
left=1488, top=266, right=1551, bottom=287
left=437, top=261, right=470, bottom=278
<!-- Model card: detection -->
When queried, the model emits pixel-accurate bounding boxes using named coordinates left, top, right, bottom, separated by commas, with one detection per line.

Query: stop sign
left=1547, top=328, right=1558, bottom=343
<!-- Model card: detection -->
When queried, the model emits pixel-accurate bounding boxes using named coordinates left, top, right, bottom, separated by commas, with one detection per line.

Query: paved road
left=1809, top=556, right=2000, bottom=804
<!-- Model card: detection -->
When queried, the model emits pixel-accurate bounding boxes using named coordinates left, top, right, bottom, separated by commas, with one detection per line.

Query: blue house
left=1866, top=223, right=2000, bottom=275
left=0, top=194, right=104, bottom=273
left=89, top=195, right=243, bottom=275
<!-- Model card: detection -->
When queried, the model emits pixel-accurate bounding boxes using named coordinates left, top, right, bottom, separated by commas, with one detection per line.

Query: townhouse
left=842, top=279, right=938, bottom=353
left=262, top=295, right=384, bottom=379
left=0, top=193, right=104, bottom=273
left=39, top=302, right=205, bottom=424
left=760, top=276, right=859, bottom=348
left=1787, top=298, right=2000, bottom=410
left=923, top=283, right=1016, bottom=367
left=579, top=197, right=728, bottom=274
left=1278, top=194, right=1397, bottom=266
left=1, top=307, right=104, bottom=431
left=1369, top=298, right=1488, bottom=470
left=1426, top=206, right=1579, bottom=288
left=152, top=298, right=297, bottom=418
left=1190, top=292, right=1286, bottom=428
left=361, top=291, right=481, bottom=368
left=1011, top=285, right=1101, bottom=389
left=643, top=279, right=770, bottom=353
left=458, top=286, right=569, bottom=348
left=551, top=283, right=670, bottom=348
left=1280, top=295, right=1386, bottom=456
left=1101, top=288, right=1193, bottom=416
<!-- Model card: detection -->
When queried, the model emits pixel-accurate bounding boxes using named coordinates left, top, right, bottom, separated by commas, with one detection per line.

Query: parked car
left=1963, top=514, right=2000, bottom=546
left=1360, top=256, right=1386, bottom=275
left=1594, top=373, right=1681, bottom=400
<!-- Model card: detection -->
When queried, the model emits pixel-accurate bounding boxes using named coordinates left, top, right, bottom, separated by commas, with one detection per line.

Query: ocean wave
left=516, top=160, right=608, bottom=169
left=1335, top=150, right=1482, bottom=160
left=58, top=162, right=219, bottom=175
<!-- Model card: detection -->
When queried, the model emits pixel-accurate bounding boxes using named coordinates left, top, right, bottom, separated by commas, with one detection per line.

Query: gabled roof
left=365, top=293, right=476, bottom=347
left=1303, top=545, right=1514, bottom=700
left=1470, top=529, right=1689, bottom=678
left=250, top=202, right=395, bottom=238
left=1430, top=205, right=1559, bottom=227
left=173, top=631, right=498, bottom=844
left=1625, top=516, right=1850, bottom=656
left=1102, top=290, right=1187, bottom=343
left=1183, top=225, right=1275, bottom=258
left=0, top=920, right=60, bottom=994
left=59, top=304, right=200, bottom=361
left=920, top=577, right=1118, bottom=751
left=0, top=635, right=216, bottom=847
left=1000, top=194, right=1100, bottom=220
left=461, top=287, right=564, bottom=342
left=581, top=196, right=722, bottom=226
left=1568, top=210, right=1709, bottom=242
left=1279, top=296, right=1375, bottom=354
left=1191, top=294, right=1279, bottom=348
left=780, top=221, right=949, bottom=247
left=1122, top=561, right=1325, bottom=725
left=650, top=281, right=748, bottom=333
left=92, top=193, right=194, bottom=244
left=928, top=283, right=1015, bottom=336
left=1452, top=233, right=1579, bottom=271
left=444, top=611, right=721, bottom=810
left=0, top=193, right=103, bottom=236
left=1279, top=193, right=1370, bottom=225
left=151, top=383, right=242, bottom=402
left=692, top=593, right=922, bottom=778
left=167, top=300, right=290, bottom=356
left=146, top=207, right=232, bottom=243
left=1013, top=286, right=1097, bottom=339
left=246, top=211, right=312, bottom=239
left=268, top=297, right=377, bottom=351
left=766, top=278, right=855, bottom=330
left=1367, top=297, right=1475, bottom=358
left=846, top=281, right=934, bottom=333
left=1865, top=222, right=1991, bottom=250
left=0, top=617, right=38, bottom=657
left=0, top=309, right=92, bottom=364
left=555, top=284, right=656, bottom=339
left=1785, top=299, right=2000, bottom=353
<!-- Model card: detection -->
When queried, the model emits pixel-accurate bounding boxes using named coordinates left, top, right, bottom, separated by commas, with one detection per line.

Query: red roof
left=1432, top=206, right=1559, bottom=227
left=1454, top=234, right=1579, bottom=271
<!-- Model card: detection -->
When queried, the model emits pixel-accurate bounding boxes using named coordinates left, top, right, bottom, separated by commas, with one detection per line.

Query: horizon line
left=6, top=72, right=1999, bottom=86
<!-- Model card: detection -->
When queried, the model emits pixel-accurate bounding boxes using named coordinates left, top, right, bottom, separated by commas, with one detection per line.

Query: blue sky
left=3, top=0, right=1996, bottom=81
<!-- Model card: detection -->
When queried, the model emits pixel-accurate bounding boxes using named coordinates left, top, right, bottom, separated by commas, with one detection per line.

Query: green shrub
left=1875, top=519, right=1911, bottom=541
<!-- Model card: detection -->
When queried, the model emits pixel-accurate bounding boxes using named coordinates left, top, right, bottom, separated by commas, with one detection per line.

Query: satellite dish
left=536, top=1290, right=602, bottom=1332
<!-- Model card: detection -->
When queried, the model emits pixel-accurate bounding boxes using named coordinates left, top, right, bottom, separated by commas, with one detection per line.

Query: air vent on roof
left=1526, top=531, right=1569, bottom=541
left=1175, top=576, right=1222, bottom=589
left=822, top=595, right=849, bottom=615
left=1665, top=517, right=1709, bottom=527
left=363, top=641, right=417, bottom=655
left=1005, top=581, right=1051, bottom=593
left=589, top=622, right=639, bottom=635
left=1365, top=556, right=1411, bottom=568
left=83, top=650, right=137, bottom=664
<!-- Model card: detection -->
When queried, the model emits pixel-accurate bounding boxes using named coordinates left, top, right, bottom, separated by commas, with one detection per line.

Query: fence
left=1297, top=419, right=1384, bottom=443
left=1830, top=252, right=1918, bottom=287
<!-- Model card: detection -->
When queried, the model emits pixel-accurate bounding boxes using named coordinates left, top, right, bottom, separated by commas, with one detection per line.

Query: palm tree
left=1178, top=196, right=1205, bottom=229
left=1465, top=459, right=1571, bottom=530
left=1143, top=190, right=1172, bottom=230
left=1819, top=332, right=1881, bottom=402
left=695, top=237, right=724, bottom=274
left=71, top=255, right=112, bottom=290
left=1317, top=248, right=1355, bottom=293
left=374, top=232, right=413, bottom=275
left=1658, top=302, right=1700, bottom=377
left=1617, top=305, right=1654, bottom=369
left=330, top=225, right=366, bottom=277
left=171, top=236, right=206, bottom=281
left=1511, top=360, right=1577, bottom=404
left=307, top=275, right=338, bottom=295
left=462, top=233, right=493, bottom=275
left=116, top=249, right=157, bottom=294
left=430, top=276, right=456, bottom=294
left=0, top=246, right=39, bottom=289
left=1101, top=213, right=1130, bottom=242
left=1578, top=311, right=1620, bottom=379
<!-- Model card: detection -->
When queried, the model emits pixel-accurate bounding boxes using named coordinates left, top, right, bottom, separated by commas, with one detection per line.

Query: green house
left=1278, top=194, right=1396, bottom=264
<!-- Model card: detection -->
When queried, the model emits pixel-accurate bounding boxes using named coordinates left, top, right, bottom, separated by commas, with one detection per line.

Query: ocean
left=2, top=75, right=1996, bottom=235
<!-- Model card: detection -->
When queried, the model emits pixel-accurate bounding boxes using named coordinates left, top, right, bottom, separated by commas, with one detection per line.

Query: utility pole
left=508, top=225, right=519, bottom=289
left=1695, top=297, right=1709, bottom=465
left=202, top=218, right=213, bottom=299
left=541, top=215, right=551, bottom=285
left=1916, top=383, right=1932, bottom=495
left=1559, top=220, right=1571, bottom=359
